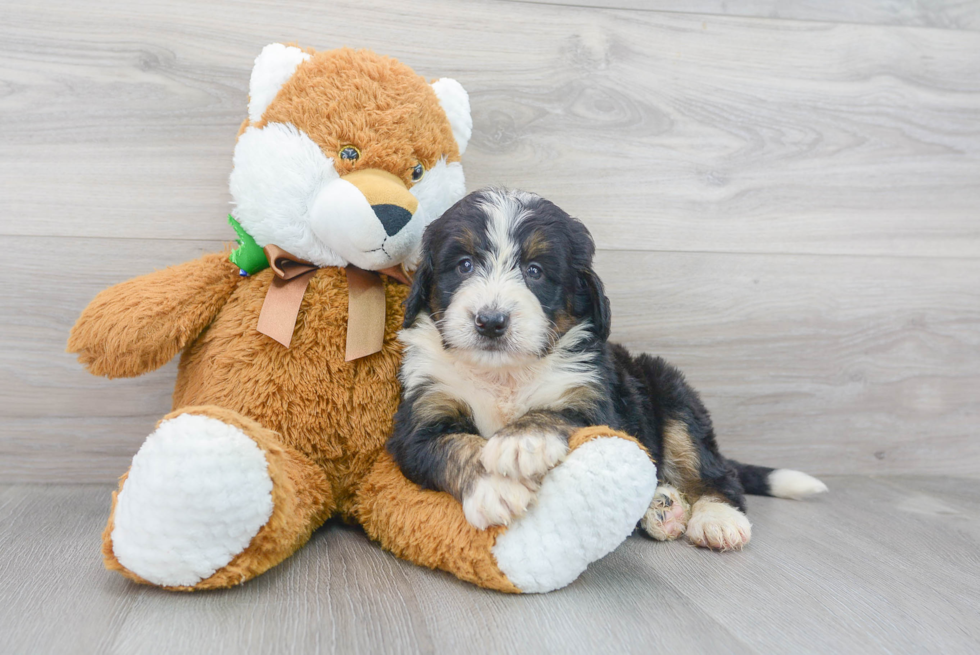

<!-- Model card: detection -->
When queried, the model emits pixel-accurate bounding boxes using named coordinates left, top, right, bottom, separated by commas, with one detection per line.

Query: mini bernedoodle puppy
left=389, top=188, right=827, bottom=550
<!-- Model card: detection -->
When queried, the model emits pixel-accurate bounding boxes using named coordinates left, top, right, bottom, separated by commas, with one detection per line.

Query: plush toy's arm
left=67, top=252, right=242, bottom=378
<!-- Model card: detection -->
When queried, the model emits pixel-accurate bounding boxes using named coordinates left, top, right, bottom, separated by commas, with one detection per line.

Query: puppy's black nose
left=373, top=204, right=413, bottom=236
left=475, top=312, right=510, bottom=338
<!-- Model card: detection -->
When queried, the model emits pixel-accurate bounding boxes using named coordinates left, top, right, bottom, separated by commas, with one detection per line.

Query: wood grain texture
left=599, top=249, right=980, bottom=478
left=1, top=1, right=978, bottom=479
left=2, top=234, right=978, bottom=482
left=506, top=0, right=980, bottom=31
left=1, top=478, right=979, bottom=654
left=1, top=0, right=979, bottom=258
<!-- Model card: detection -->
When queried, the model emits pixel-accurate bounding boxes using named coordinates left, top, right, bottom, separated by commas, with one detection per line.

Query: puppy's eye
left=457, top=257, right=474, bottom=275
left=411, top=162, right=425, bottom=182
left=525, top=263, right=543, bottom=280
left=339, top=146, right=360, bottom=161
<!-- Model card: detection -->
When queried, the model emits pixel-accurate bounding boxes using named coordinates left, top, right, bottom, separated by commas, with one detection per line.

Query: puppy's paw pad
left=641, top=485, right=690, bottom=541
left=463, top=474, right=534, bottom=530
left=481, top=432, right=568, bottom=483
left=686, top=499, right=751, bottom=551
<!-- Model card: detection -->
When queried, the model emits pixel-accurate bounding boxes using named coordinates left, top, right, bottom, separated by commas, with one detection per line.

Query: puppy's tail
left=728, top=460, right=828, bottom=499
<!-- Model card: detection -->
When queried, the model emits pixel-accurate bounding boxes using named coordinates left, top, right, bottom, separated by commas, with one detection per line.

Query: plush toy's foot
left=355, top=427, right=657, bottom=594
left=640, top=484, right=690, bottom=541
left=104, top=406, right=332, bottom=590
left=491, top=428, right=658, bottom=593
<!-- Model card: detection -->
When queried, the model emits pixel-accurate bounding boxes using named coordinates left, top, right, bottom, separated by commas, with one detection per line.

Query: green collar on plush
left=228, top=215, right=269, bottom=274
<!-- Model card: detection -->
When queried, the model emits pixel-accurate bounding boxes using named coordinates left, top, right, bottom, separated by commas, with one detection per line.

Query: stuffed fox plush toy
left=67, top=44, right=658, bottom=593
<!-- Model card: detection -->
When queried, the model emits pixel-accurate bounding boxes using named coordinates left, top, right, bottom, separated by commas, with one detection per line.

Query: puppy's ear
left=576, top=268, right=611, bottom=342
left=403, top=251, right=433, bottom=328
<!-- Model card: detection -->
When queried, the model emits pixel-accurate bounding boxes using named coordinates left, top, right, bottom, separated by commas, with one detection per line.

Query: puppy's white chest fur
left=448, top=365, right=537, bottom=436
left=399, top=316, right=600, bottom=438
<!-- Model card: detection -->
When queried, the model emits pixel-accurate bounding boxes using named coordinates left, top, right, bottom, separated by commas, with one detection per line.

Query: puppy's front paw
left=481, top=431, right=569, bottom=484
left=686, top=497, right=752, bottom=551
left=462, top=474, right=534, bottom=530
left=641, top=485, right=691, bottom=541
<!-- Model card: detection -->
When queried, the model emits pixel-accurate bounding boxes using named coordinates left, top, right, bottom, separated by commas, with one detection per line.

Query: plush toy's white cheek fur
left=231, top=122, right=467, bottom=270
left=307, top=158, right=463, bottom=271
left=308, top=179, right=413, bottom=271
left=230, top=123, right=345, bottom=268
left=405, top=158, right=466, bottom=269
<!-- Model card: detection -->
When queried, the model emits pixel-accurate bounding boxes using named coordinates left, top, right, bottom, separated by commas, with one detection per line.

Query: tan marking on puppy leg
left=686, top=495, right=752, bottom=551
left=661, top=419, right=702, bottom=496
left=411, top=392, right=472, bottom=428
left=433, top=433, right=487, bottom=501
left=641, top=484, right=690, bottom=541
left=554, top=384, right=603, bottom=417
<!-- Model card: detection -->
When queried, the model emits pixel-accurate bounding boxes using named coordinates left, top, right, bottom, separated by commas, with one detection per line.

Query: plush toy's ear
left=431, top=78, right=472, bottom=155
left=248, top=44, right=311, bottom=123
left=576, top=268, right=611, bottom=342
left=403, top=250, right=434, bottom=328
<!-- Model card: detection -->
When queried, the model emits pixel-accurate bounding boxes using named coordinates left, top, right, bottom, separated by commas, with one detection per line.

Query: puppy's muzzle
left=342, top=169, right=419, bottom=236
left=475, top=311, right=510, bottom=339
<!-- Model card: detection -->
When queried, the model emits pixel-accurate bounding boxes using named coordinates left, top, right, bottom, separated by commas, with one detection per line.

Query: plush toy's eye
left=411, top=162, right=425, bottom=182
left=525, top=263, right=543, bottom=280
left=457, top=257, right=473, bottom=275
left=339, top=146, right=360, bottom=161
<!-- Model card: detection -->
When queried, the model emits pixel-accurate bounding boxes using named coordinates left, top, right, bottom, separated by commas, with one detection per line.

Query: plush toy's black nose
left=373, top=204, right=413, bottom=236
left=475, top=312, right=510, bottom=338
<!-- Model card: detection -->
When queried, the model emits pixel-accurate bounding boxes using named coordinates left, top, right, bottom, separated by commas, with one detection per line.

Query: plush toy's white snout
left=309, top=169, right=423, bottom=271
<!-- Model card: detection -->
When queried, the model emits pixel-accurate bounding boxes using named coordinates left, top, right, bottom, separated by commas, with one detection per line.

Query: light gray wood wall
left=1, top=0, right=978, bottom=482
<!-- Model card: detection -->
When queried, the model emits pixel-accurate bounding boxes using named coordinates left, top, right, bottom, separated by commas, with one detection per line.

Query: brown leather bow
left=256, top=245, right=409, bottom=360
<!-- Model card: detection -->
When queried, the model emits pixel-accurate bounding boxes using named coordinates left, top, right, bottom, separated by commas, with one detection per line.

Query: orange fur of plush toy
left=69, top=46, right=653, bottom=593
left=253, top=46, right=461, bottom=183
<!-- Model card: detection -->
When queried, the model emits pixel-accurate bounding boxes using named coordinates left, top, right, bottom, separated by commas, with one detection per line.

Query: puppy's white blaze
left=479, top=188, right=533, bottom=274
left=768, top=469, right=828, bottom=500
left=399, top=317, right=601, bottom=438
left=480, top=189, right=525, bottom=245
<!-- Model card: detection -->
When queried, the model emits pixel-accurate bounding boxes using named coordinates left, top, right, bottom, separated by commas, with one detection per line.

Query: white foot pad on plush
left=111, top=414, right=275, bottom=587
left=491, top=436, right=657, bottom=593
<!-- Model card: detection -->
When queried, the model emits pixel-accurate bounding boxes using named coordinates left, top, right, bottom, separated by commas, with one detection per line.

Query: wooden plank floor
left=1, top=476, right=979, bottom=654
left=1, top=1, right=978, bottom=651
